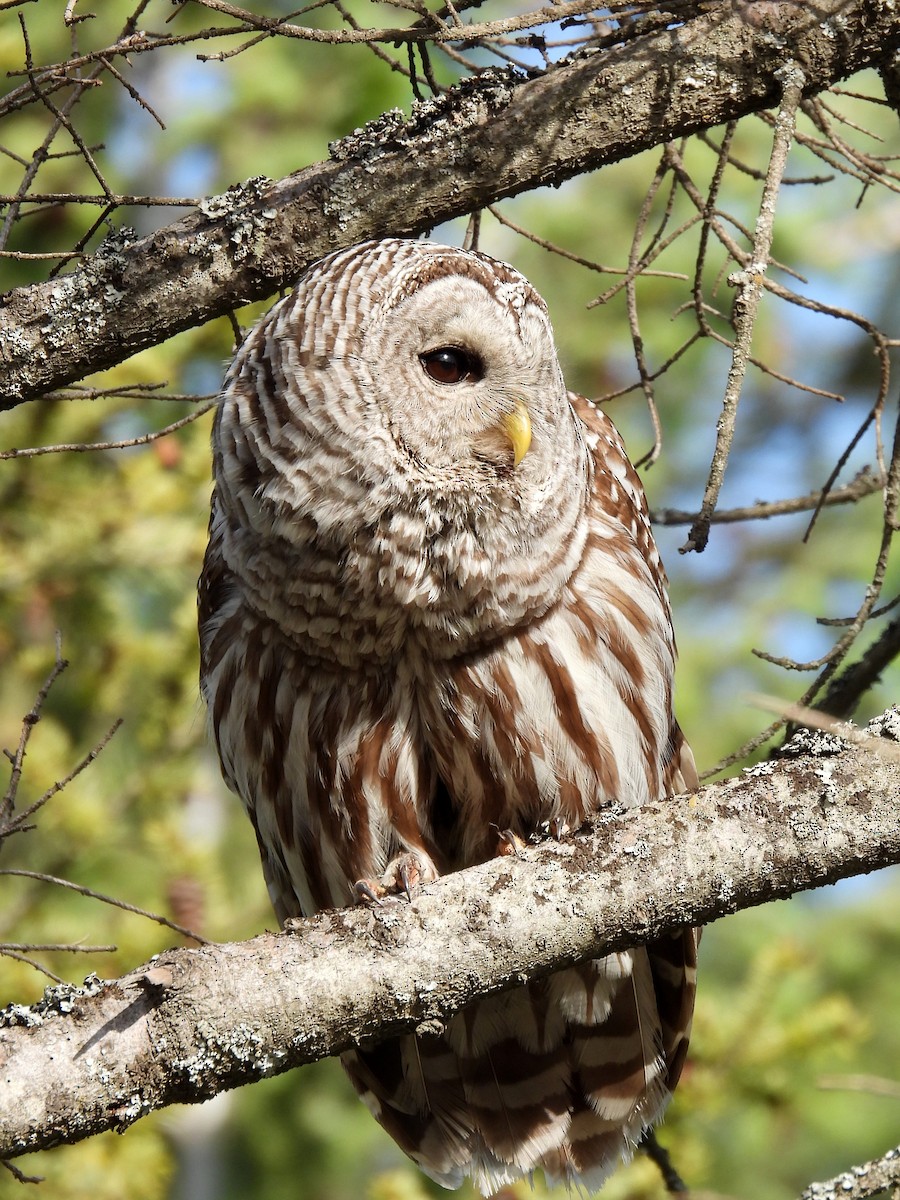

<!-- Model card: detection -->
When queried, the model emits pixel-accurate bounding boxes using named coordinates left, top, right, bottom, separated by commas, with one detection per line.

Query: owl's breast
left=341, top=489, right=587, bottom=658
left=223, top=469, right=589, bottom=666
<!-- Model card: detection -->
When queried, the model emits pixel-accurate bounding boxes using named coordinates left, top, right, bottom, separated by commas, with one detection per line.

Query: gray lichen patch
left=0, top=973, right=106, bottom=1029
left=866, top=705, right=900, bottom=741
left=198, top=176, right=277, bottom=264
left=171, top=1023, right=283, bottom=1094
left=327, top=68, right=520, bottom=163
left=778, top=728, right=847, bottom=758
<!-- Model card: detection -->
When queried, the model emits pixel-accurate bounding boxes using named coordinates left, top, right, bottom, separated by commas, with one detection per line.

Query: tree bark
left=800, top=1145, right=900, bottom=1200
left=1, top=0, right=898, bottom=407
left=2, top=726, right=899, bottom=1161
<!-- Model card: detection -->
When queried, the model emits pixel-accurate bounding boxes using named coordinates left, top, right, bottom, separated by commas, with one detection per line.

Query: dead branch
left=2, top=0, right=898, bottom=407
left=683, top=62, right=805, bottom=554
left=651, top=467, right=884, bottom=526
left=2, top=724, right=900, bottom=1161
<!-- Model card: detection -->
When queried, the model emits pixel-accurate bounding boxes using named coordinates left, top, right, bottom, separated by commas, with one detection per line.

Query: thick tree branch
left=1, top=0, right=898, bottom=406
left=2, top=727, right=899, bottom=1161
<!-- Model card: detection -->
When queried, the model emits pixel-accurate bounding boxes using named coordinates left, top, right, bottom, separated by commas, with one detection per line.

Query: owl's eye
left=419, top=347, right=483, bottom=385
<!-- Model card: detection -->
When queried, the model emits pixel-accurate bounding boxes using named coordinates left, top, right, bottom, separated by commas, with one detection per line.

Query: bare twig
left=817, top=612, right=900, bottom=718
left=1, top=637, right=67, bottom=833
left=651, top=469, right=884, bottom=527
left=640, top=1130, right=689, bottom=1194
left=0, top=399, right=217, bottom=459
left=1, top=942, right=116, bottom=954
left=1, top=1157, right=42, bottom=1185
left=186, top=0, right=618, bottom=48
left=2, top=719, right=123, bottom=840
left=626, top=149, right=678, bottom=467
left=682, top=63, right=806, bottom=554
left=818, top=1074, right=900, bottom=1100
left=0, top=870, right=210, bottom=944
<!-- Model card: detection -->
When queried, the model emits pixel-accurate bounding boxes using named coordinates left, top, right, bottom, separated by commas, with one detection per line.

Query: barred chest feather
left=213, top=448, right=592, bottom=666
left=203, top=459, right=677, bottom=896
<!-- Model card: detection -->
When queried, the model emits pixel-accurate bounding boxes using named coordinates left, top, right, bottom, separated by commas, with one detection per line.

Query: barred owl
left=199, top=238, right=698, bottom=1195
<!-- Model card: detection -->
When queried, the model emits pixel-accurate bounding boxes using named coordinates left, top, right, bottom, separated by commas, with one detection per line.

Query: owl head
left=214, top=239, right=592, bottom=644
left=219, top=239, right=589, bottom=519
left=348, top=240, right=566, bottom=478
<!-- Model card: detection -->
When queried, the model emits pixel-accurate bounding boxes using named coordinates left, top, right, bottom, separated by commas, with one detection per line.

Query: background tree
left=1, top=3, right=899, bottom=1200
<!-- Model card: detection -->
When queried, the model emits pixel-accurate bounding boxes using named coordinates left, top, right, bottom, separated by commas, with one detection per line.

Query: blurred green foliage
left=2, top=4, right=899, bottom=1200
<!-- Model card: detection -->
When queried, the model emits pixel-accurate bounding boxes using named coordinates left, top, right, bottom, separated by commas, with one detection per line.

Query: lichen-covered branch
left=801, top=1145, right=900, bottom=1200
left=1, top=0, right=898, bottom=407
left=2, top=726, right=900, bottom=1162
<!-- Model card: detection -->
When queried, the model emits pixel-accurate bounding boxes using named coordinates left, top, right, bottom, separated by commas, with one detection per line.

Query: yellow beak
left=500, top=400, right=532, bottom=467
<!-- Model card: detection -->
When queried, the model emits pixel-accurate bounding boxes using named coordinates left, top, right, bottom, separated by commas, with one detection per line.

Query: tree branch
left=2, top=726, right=899, bottom=1161
left=801, top=1145, right=900, bottom=1200
left=1, top=0, right=898, bottom=407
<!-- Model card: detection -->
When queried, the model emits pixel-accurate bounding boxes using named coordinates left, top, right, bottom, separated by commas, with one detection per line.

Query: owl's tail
left=341, top=930, right=697, bottom=1195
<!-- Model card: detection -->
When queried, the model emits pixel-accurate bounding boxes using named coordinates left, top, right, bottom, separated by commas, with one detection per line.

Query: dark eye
left=419, top=347, right=483, bottom=385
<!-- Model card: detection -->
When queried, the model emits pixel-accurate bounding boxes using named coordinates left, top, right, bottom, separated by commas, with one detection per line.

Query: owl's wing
left=200, top=497, right=449, bottom=923
left=571, top=390, right=699, bottom=798
left=571, top=390, right=700, bottom=1093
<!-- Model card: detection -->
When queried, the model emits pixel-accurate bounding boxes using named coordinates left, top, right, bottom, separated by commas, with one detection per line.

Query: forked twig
left=683, top=63, right=806, bottom=554
left=1, top=636, right=68, bottom=832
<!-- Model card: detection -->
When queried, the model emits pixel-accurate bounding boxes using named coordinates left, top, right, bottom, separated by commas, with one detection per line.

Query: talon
left=356, top=850, right=439, bottom=905
left=495, top=828, right=526, bottom=857
left=398, top=859, right=420, bottom=901
left=549, top=816, right=570, bottom=841
left=353, top=878, right=385, bottom=905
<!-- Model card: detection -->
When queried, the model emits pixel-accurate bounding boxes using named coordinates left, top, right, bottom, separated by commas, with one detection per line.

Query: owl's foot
left=494, top=827, right=527, bottom=857
left=354, top=850, right=439, bottom=904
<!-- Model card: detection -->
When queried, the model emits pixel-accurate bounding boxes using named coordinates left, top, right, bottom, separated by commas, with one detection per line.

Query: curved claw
left=494, top=827, right=526, bottom=857
left=354, top=850, right=439, bottom=905
left=353, top=878, right=385, bottom=906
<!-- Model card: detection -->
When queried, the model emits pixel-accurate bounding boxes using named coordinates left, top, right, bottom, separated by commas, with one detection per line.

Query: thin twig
left=818, top=1074, right=900, bottom=1099
left=640, top=1130, right=689, bottom=1194
left=625, top=148, right=679, bottom=466
left=187, top=0, right=617, bottom=48
left=1, top=636, right=68, bottom=830
left=3, top=719, right=123, bottom=838
left=1, top=942, right=116, bottom=953
left=0, top=948, right=66, bottom=984
left=0, top=399, right=217, bottom=459
left=682, top=63, right=806, bottom=554
left=651, top=468, right=883, bottom=526
left=1, top=1157, right=43, bottom=1184
left=817, top=611, right=900, bottom=718
left=1, top=870, right=211, bottom=944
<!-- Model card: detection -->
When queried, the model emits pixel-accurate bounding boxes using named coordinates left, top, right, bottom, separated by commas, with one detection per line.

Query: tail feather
left=646, top=928, right=699, bottom=1089
left=341, top=937, right=695, bottom=1195
left=446, top=979, right=566, bottom=1057
left=545, top=958, right=624, bottom=1026
left=343, top=1039, right=474, bottom=1180
left=453, top=1037, right=572, bottom=1169
left=539, top=1107, right=634, bottom=1192
left=450, top=985, right=573, bottom=1176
